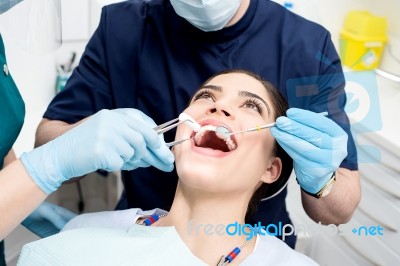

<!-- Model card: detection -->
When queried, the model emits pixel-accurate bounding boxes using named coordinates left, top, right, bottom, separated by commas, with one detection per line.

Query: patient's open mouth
left=194, top=125, right=237, bottom=152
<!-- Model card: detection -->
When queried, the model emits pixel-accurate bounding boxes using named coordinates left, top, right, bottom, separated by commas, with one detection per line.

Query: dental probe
left=163, top=113, right=201, bottom=147
left=215, top=111, right=329, bottom=140
left=215, top=123, right=276, bottom=140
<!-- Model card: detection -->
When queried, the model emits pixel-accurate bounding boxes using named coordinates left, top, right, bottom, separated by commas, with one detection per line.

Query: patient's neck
left=154, top=182, right=255, bottom=265
left=167, top=184, right=249, bottom=225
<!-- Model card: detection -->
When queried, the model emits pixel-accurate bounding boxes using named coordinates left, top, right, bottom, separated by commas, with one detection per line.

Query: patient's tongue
left=199, top=131, right=229, bottom=152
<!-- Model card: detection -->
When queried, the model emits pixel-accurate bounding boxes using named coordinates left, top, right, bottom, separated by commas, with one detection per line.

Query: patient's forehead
left=205, top=72, right=270, bottom=99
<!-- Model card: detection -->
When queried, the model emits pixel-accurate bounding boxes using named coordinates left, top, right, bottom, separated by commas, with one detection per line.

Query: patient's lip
left=189, top=119, right=238, bottom=158
left=191, top=139, right=232, bottom=158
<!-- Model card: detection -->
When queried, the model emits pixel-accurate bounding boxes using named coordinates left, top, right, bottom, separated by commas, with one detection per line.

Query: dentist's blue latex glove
left=271, top=108, right=348, bottom=194
left=20, top=109, right=174, bottom=194
left=21, top=202, right=77, bottom=238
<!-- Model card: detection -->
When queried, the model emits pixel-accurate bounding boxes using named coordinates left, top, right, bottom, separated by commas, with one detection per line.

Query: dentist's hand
left=21, top=109, right=174, bottom=194
left=21, top=202, right=77, bottom=238
left=271, top=108, right=348, bottom=194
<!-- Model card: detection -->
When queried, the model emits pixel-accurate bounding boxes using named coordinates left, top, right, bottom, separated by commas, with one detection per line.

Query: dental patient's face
left=174, top=72, right=280, bottom=195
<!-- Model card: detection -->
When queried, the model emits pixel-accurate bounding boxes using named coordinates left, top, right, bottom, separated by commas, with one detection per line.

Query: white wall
left=0, top=0, right=91, bottom=156
left=0, top=37, right=56, bottom=157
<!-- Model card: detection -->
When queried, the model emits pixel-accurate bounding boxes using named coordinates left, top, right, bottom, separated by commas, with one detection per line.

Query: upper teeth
left=194, top=125, right=237, bottom=151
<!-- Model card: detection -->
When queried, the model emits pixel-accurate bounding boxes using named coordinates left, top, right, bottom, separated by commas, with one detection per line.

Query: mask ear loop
left=260, top=174, right=292, bottom=201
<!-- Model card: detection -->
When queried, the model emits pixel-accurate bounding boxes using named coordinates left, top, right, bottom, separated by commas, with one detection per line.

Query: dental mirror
left=215, top=126, right=231, bottom=140
left=215, top=123, right=276, bottom=140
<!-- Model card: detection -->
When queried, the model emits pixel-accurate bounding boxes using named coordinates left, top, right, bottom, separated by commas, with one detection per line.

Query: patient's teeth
left=194, top=124, right=237, bottom=151
left=225, top=138, right=236, bottom=151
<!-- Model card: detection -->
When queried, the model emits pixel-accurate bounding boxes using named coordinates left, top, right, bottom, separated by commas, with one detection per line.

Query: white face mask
left=170, top=0, right=242, bottom=32
left=0, top=0, right=23, bottom=14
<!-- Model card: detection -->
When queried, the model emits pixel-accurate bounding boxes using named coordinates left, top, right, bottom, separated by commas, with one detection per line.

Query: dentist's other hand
left=271, top=108, right=348, bottom=194
left=21, top=202, right=77, bottom=238
left=21, top=109, right=174, bottom=194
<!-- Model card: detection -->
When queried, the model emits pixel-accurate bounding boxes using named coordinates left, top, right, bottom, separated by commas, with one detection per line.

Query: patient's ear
left=260, top=157, right=282, bottom=184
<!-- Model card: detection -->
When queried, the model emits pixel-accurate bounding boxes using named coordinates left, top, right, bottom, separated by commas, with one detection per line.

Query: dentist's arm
left=35, top=119, right=77, bottom=148
left=301, top=168, right=360, bottom=225
left=271, top=108, right=361, bottom=225
left=0, top=109, right=174, bottom=240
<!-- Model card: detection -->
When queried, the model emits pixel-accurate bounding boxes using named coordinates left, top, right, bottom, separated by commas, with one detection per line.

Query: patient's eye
left=193, top=89, right=215, bottom=102
left=241, top=98, right=264, bottom=115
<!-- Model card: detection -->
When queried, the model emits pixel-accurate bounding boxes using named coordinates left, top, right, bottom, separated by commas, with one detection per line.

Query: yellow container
left=340, top=11, right=388, bottom=70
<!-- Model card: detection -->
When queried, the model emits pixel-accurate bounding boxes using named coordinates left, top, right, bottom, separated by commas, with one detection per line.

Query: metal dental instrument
left=165, top=123, right=276, bottom=147
left=154, top=113, right=200, bottom=147
left=165, top=137, right=192, bottom=147
left=215, top=123, right=276, bottom=140
left=166, top=122, right=276, bottom=147
left=214, top=111, right=329, bottom=140
left=166, top=112, right=329, bottom=147
left=154, top=113, right=201, bottom=135
left=154, top=118, right=185, bottom=134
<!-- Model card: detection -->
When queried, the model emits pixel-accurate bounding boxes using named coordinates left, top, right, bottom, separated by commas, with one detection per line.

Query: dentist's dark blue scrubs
left=43, top=0, right=358, bottom=249
left=0, top=34, right=25, bottom=266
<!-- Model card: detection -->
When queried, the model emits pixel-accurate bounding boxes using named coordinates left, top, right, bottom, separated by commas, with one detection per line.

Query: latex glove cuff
left=20, top=143, right=63, bottom=194
left=298, top=172, right=336, bottom=199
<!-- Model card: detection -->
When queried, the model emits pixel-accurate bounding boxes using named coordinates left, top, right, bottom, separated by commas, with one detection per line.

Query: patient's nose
left=210, top=107, right=231, bottom=117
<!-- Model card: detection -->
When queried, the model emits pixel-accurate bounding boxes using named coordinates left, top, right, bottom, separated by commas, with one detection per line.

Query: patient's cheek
left=175, top=156, right=202, bottom=179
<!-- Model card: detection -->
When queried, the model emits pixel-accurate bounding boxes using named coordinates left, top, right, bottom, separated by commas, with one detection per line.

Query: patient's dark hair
left=195, top=69, right=292, bottom=220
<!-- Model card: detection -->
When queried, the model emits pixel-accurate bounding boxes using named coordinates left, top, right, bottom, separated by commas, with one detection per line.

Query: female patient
left=18, top=70, right=317, bottom=265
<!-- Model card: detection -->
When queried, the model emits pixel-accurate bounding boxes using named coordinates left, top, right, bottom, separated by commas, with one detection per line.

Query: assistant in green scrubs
left=0, top=33, right=25, bottom=266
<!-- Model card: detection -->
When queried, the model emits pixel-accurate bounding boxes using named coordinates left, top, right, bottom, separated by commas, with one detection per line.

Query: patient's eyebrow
left=201, top=84, right=222, bottom=92
left=239, top=90, right=271, bottom=115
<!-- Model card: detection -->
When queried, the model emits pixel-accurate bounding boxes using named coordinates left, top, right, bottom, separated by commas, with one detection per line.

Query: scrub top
left=0, top=34, right=25, bottom=266
left=42, top=0, right=358, bottom=248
